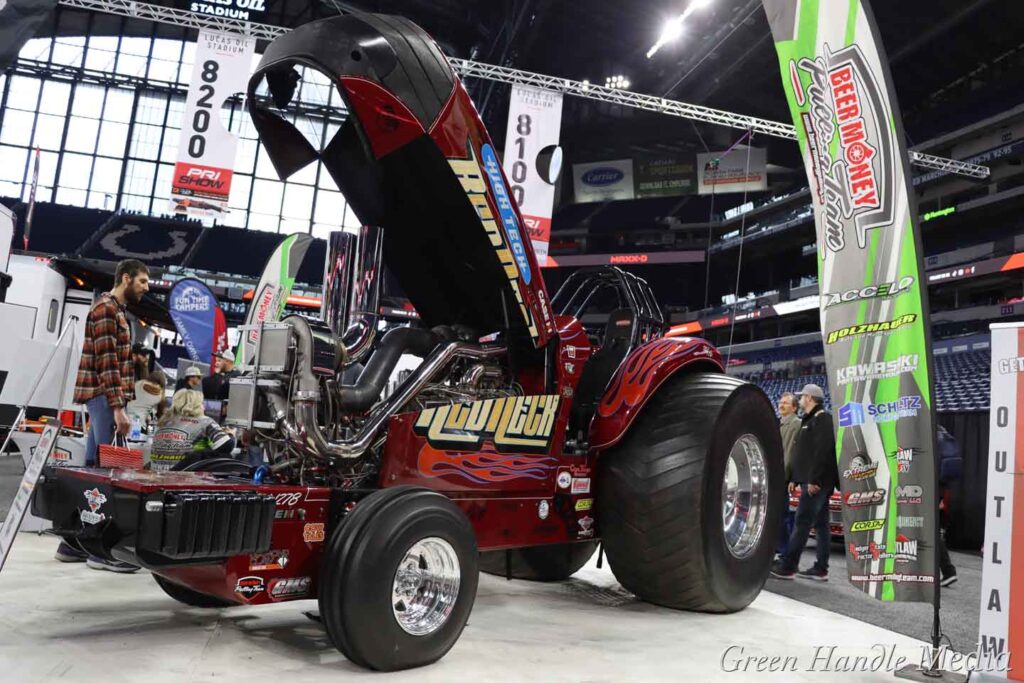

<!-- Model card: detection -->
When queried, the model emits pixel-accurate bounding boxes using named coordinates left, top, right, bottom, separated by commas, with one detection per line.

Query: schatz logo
left=790, top=43, right=895, bottom=256
left=838, top=395, right=921, bottom=427
left=172, top=284, right=211, bottom=313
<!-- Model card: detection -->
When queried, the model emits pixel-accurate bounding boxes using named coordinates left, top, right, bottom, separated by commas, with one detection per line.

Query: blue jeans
left=780, top=484, right=832, bottom=572
left=84, top=395, right=115, bottom=467
left=776, top=509, right=796, bottom=556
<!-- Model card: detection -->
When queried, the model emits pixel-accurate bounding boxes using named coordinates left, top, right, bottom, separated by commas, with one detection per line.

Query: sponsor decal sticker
left=81, top=488, right=107, bottom=525
left=571, top=477, right=591, bottom=495
left=838, top=396, right=921, bottom=427
left=844, top=489, right=885, bottom=508
left=302, top=523, right=325, bottom=543
left=235, top=575, right=265, bottom=599
left=578, top=515, right=595, bottom=538
left=895, top=485, right=923, bottom=505
left=822, top=276, right=915, bottom=308
left=848, top=541, right=886, bottom=561
left=836, top=354, right=918, bottom=386
left=843, top=455, right=878, bottom=481
left=414, top=396, right=560, bottom=453
left=249, top=549, right=289, bottom=571
left=893, top=534, right=918, bottom=563
left=557, top=471, right=572, bottom=489
left=850, top=519, right=886, bottom=533
left=897, top=515, right=925, bottom=528
left=892, top=447, right=914, bottom=474
left=575, top=498, right=593, bottom=512
left=826, top=314, right=917, bottom=345
left=849, top=573, right=934, bottom=584
left=538, top=500, right=550, bottom=520
left=269, top=576, right=311, bottom=600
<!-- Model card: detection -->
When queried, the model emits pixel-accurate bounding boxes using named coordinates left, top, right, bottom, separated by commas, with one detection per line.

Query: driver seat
left=569, top=308, right=636, bottom=442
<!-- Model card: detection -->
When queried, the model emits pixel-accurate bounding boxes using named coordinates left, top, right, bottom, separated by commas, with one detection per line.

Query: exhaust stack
left=321, top=226, right=382, bottom=367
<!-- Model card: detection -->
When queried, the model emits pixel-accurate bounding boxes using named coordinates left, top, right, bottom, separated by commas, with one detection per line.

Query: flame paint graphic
left=417, top=444, right=556, bottom=485
left=598, top=338, right=688, bottom=417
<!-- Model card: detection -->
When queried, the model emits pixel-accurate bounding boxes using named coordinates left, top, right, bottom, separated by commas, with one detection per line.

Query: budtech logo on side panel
left=790, top=43, right=896, bottom=256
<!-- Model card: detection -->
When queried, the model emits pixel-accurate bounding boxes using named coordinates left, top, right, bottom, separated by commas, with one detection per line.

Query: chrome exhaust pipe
left=321, top=227, right=383, bottom=368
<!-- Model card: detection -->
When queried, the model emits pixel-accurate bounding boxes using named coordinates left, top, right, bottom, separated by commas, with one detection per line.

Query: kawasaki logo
left=836, top=354, right=919, bottom=386
left=792, top=43, right=895, bottom=256
left=823, top=276, right=914, bottom=309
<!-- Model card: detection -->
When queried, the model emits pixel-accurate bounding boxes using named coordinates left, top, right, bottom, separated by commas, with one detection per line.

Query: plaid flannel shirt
left=74, top=292, right=135, bottom=409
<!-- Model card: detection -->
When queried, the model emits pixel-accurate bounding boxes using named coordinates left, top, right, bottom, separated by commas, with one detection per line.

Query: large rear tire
left=153, top=574, right=235, bottom=608
left=596, top=372, right=783, bottom=613
left=478, top=541, right=598, bottom=581
left=319, top=487, right=479, bottom=671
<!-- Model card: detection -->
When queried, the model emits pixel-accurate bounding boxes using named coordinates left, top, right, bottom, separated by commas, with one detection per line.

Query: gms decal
left=822, top=276, right=914, bottom=309
left=844, top=489, right=885, bottom=509
left=791, top=43, right=894, bottom=256
left=414, top=396, right=560, bottom=453
left=826, top=314, right=917, bottom=344
left=449, top=144, right=539, bottom=339
left=838, top=396, right=921, bottom=428
left=836, top=354, right=918, bottom=386
left=417, top=444, right=556, bottom=485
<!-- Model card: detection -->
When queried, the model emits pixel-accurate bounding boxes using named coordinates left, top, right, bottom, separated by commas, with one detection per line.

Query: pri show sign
left=170, top=29, right=255, bottom=218
left=763, top=0, right=937, bottom=602
left=976, top=323, right=1024, bottom=679
left=503, top=85, right=563, bottom=265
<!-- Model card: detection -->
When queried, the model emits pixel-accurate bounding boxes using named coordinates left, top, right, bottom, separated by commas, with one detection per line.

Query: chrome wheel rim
left=721, top=433, right=769, bottom=558
left=391, top=537, right=461, bottom=636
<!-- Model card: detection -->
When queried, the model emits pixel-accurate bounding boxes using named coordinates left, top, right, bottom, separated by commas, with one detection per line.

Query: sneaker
left=940, top=570, right=958, bottom=587
left=86, top=556, right=141, bottom=573
left=54, top=541, right=88, bottom=563
left=797, top=566, right=829, bottom=582
left=770, top=561, right=796, bottom=580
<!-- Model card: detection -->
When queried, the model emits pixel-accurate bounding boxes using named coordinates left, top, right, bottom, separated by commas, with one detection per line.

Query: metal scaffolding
left=55, top=0, right=991, bottom=180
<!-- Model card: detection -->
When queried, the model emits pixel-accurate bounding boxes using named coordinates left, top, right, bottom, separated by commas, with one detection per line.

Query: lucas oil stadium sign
left=186, top=0, right=266, bottom=22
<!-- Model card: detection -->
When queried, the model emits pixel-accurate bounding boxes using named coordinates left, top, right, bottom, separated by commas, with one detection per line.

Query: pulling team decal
left=417, top=444, right=556, bottom=485
left=449, top=143, right=540, bottom=339
left=414, top=395, right=561, bottom=453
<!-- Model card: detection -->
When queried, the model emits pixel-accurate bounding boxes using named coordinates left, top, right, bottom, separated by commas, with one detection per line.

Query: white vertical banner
left=976, top=322, right=1024, bottom=680
left=503, top=85, right=563, bottom=265
left=170, top=29, right=255, bottom=219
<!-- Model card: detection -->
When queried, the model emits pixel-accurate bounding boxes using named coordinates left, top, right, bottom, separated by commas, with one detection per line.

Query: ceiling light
left=647, top=0, right=713, bottom=59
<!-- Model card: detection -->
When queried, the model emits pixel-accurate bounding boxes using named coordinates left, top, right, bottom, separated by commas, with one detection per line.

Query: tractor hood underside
left=247, top=13, right=554, bottom=347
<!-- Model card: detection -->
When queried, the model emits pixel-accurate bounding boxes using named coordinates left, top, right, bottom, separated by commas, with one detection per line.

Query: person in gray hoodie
left=775, top=392, right=801, bottom=556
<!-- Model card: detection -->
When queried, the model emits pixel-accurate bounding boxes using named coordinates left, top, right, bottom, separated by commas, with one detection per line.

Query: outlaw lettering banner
left=168, top=278, right=221, bottom=369
left=976, top=322, right=1024, bottom=680
left=762, top=0, right=938, bottom=602
left=170, top=29, right=255, bottom=218
left=503, top=85, right=563, bottom=265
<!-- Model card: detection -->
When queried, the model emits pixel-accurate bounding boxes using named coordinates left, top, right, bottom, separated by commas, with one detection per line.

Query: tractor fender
left=588, top=336, right=723, bottom=451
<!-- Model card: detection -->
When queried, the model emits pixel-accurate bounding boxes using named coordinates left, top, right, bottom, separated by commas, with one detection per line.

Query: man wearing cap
left=772, top=383, right=838, bottom=581
left=202, top=349, right=238, bottom=401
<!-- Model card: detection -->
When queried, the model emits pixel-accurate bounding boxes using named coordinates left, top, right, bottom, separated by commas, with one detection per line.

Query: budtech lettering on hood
left=764, top=0, right=938, bottom=603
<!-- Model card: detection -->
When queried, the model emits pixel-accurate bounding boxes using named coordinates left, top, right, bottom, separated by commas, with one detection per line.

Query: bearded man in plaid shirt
left=55, top=259, right=149, bottom=570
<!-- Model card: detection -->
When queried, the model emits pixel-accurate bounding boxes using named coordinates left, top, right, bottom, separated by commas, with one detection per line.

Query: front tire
left=319, top=487, right=479, bottom=671
left=596, top=372, right=783, bottom=613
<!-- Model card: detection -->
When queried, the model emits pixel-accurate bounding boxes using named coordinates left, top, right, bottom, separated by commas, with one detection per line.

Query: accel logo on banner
left=170, top=29, right=255, bottom=218
left=503, top=85, right=563, bottom=265
left=763, top=0, right=937, bottom=603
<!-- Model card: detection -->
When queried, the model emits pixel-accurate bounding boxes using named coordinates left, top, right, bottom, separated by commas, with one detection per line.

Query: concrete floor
left=0, top=534, right=966, bottom=682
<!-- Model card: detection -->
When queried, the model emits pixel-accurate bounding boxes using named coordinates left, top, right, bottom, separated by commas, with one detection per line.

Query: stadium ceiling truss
left=56, top=0, right=990, bottom=180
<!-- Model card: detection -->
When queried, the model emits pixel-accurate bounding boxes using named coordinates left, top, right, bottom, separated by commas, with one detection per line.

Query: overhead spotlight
left=647, top=0, right=713, bottom=58
left=604, top=74, right=631, bottom=90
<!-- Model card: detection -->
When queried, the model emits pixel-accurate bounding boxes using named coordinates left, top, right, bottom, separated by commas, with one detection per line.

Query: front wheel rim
left=391, top=537, right=461, bottom=636
left=721, top=433, right=769, bottom=559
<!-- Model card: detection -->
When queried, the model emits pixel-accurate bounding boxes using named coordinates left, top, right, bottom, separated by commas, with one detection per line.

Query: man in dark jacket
left=772, top=383, right=838, bottom=581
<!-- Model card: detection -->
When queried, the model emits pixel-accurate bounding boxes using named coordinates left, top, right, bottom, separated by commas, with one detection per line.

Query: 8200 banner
left=762, top=0, right=938, bottom=602
left=170, top=29, right=255, bottom=218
